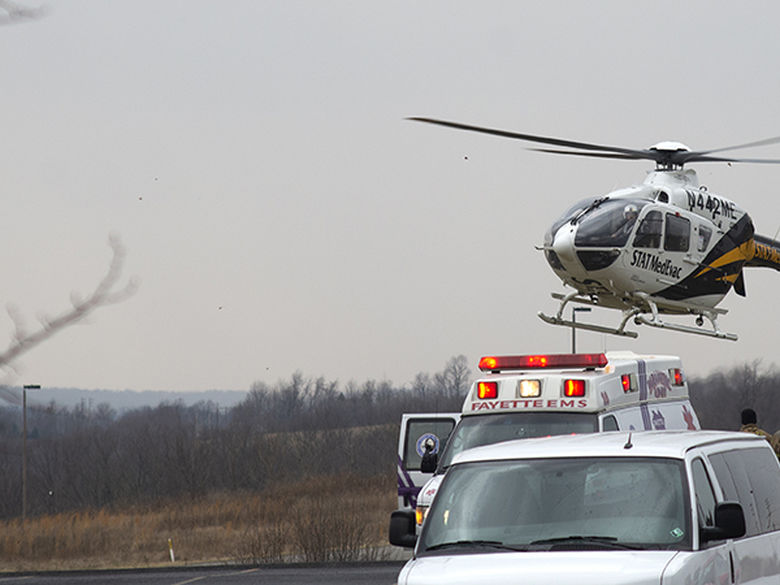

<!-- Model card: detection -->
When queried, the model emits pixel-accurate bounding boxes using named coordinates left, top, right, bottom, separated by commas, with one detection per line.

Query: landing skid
left=632, top=292, right=738, bottom=341
left=538, top=291, right=738, bottom=341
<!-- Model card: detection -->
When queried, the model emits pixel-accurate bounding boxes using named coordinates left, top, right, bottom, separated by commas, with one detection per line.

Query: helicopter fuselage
left=543, top=169, right=755, bottom=313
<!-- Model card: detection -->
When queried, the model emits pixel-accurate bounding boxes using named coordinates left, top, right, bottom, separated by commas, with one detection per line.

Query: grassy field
left=0, top=472, right=396, bottom=572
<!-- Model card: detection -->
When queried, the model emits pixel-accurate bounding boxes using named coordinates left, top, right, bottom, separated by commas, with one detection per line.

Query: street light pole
left=571, top=308, right=592, bottom=353
left=22, top=384, right=40, bottom=523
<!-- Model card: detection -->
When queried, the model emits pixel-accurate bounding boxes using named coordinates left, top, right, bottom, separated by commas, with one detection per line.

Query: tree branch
left=1, top=235, right=138, bottom=371
left=0, top=0, right=47, bottom=25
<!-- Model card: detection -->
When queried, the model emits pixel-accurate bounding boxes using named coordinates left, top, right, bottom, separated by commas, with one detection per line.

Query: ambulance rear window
left=438, top=412, right=598, bottom=471
left=404, top=419, right=457, bottom=471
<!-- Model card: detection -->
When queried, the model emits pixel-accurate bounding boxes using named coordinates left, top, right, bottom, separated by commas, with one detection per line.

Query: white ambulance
left=398, top=351, right=700, bottom=528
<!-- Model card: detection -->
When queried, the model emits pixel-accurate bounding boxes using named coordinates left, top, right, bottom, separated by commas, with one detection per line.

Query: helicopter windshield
left=544, top=196, right=601, bottom=246
left=574, top=199, right=649, bottom=247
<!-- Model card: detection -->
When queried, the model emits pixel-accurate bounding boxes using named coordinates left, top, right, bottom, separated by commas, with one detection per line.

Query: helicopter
left=409, top=117, right=780, bottom=341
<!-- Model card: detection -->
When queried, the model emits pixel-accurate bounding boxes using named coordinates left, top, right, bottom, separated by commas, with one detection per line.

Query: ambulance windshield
left=420, top=457, right=690, bottom=553
left=437, top=413, right=598, bottom=472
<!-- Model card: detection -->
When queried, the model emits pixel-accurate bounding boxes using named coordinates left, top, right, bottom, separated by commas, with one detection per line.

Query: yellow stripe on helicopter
left=694, top=240, right=755, bottom=279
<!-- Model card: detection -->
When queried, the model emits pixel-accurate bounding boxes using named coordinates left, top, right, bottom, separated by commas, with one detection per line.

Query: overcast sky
left=1, top=1, right=779, bottom=391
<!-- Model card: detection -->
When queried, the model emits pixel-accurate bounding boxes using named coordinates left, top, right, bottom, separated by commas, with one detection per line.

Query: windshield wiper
left=571, top=196, right=608, bottom=224
left=529, top=535, right=641, bottom=550
left=425, top=540, right=525, bottom=552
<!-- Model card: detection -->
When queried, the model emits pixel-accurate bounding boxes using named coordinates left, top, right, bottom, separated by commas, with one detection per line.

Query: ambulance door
left=651, top=401, right=700, bottom=430
left=602, top=402, right=700, bottom=432
left=397, top=413, right=459, bottom=509
left=604, top=407, right=648, bottom=431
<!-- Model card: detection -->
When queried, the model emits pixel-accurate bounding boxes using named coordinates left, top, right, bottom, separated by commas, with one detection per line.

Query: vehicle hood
left=398, top=550, right=678, bottom=585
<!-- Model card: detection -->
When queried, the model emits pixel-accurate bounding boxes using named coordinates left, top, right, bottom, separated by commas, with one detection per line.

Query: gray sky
left=1, top=1, right=779, bottom=391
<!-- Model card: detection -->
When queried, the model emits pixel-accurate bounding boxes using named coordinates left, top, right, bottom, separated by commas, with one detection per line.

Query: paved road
left=0, top=562, right=405, bottom=585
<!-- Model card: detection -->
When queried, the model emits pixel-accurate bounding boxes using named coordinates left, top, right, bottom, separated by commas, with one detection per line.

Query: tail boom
left=747, top=234, right=780, bottom=271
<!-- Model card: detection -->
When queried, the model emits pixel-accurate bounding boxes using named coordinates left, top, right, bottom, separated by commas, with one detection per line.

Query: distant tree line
left=0, top=356, right=776, bottom=520
left=688, top=360, right=780, bottom=434
left=0, top=356, right=469, bottom=520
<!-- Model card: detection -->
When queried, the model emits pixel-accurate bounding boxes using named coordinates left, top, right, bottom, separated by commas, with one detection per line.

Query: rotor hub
left=648, top=141, right=691, bottom=153
left=647, top=142, right=691, bottom=170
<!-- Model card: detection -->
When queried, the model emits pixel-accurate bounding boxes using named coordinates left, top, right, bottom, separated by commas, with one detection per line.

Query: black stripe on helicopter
left=659, top=213, right=755, bottom=301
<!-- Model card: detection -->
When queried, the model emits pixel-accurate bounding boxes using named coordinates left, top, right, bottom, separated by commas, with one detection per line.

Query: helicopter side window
left=633, top=210, right=663, bottom=249
left=664, top=214, right=690, bottom=252
left=697, top=225, right=712, bottom=252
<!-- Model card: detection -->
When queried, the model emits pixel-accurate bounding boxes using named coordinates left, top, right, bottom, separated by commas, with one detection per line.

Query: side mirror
left=389, top=508, right=418, bottom=548
left=701, top=501, right=746, bottom=542
left=420, top=450, right=438, bottom=474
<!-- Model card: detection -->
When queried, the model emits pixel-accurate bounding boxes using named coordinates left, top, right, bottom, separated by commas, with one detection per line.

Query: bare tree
left=1, top=235, right=137, bottom=376
left=434, top=354, right=472, bottom=398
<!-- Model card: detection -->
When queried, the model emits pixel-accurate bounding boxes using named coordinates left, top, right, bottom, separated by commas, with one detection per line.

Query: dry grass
left=0, top=472, right=396, bottom=572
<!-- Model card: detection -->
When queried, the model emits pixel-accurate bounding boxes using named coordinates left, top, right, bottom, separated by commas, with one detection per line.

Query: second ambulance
left=410, top=351, right=700, bottom=527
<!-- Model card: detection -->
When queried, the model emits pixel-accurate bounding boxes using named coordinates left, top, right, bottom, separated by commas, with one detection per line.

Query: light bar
left=478, top=353, right=608, bottom=372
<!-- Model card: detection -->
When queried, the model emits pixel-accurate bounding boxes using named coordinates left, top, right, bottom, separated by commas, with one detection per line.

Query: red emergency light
left=670, top=368, right=685, bottom=386
left=563, top=379, right=586, bottom=397
left=477, top=381, right=498, bottom=399
left=478, top=353, right=608, bottom=372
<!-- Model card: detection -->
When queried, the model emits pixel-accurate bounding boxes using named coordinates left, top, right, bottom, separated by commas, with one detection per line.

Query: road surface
left=0, top=562, right=406, bottom=585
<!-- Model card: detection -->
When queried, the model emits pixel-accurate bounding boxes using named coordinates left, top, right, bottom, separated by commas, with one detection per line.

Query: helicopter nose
left=545, top=224, right=587, bottom=279
left=552, top=225, right=578, bottom=266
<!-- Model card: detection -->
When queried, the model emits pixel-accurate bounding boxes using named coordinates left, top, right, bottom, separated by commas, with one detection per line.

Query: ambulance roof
left=463, top=351, right=687, bottom=416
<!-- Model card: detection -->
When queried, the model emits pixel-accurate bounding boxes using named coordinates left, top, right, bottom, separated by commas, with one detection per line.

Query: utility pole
left=22, top=384, right=40, bottom=523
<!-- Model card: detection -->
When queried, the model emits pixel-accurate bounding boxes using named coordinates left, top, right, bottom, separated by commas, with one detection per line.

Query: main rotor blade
left=529, top=148, right=646, bottom=160
left=681, top=154, right=780, bottom=164
left=409, top=117, right=780, bottom=167
left=696, top=135, right=780, bottom=156
left=407, top=117, right=647, bottom=158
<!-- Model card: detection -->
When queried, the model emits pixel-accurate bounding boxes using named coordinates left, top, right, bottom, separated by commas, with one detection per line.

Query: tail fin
left=733, top=270, right=746, bottom=296
left=745, top=234, right=780, bottom=271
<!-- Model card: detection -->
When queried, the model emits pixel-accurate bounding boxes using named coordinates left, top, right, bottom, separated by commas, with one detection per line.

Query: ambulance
left=396, top=351, right=700, bottom=529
